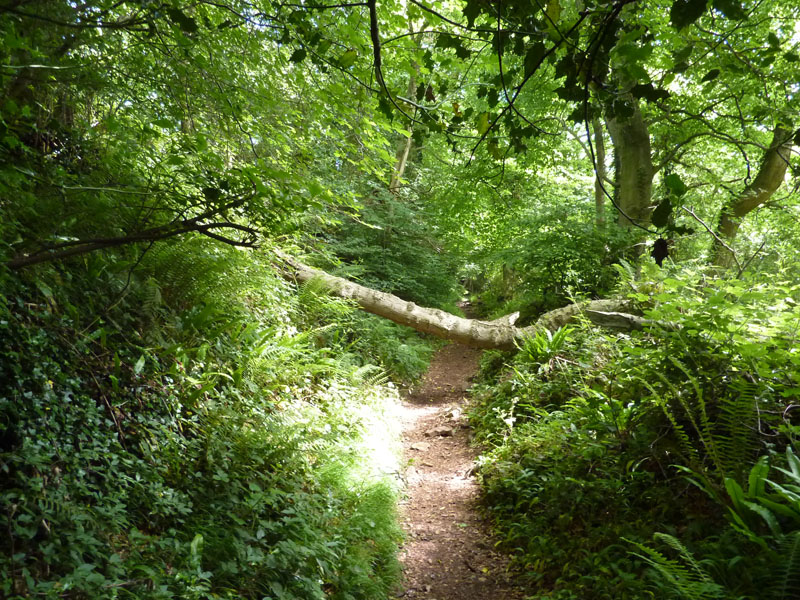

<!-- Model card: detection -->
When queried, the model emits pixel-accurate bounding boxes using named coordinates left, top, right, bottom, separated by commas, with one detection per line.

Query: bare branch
left=6, top=198, right=256, bottom=270
left=680, top=206, right=741, bottom=270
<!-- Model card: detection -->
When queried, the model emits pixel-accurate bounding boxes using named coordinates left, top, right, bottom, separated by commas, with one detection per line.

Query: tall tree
left=711, top=126, right=795, bottom=268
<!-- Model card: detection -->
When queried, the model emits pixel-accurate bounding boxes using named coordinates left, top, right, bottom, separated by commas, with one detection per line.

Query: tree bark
left=606, top=97, right=654, bottom=229
left=711, top=126, right=793, bottom=268
left=276, top=252, right=646, bottom=350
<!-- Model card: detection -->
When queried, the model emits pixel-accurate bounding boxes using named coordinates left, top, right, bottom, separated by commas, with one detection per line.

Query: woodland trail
left=397, top=343, right=526, bottom=600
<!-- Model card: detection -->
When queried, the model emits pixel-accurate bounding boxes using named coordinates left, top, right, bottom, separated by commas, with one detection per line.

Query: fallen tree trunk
left=276, top=252, right=647, bottom=350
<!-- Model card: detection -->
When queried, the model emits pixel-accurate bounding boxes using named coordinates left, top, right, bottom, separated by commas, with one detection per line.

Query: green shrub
left=470, top=263, right=800, bottom=599
left=313, top=191, right=463, bottom=309
left=0, top=241, right=409, bottom=599
left=472, top=206, right=637, bottom=320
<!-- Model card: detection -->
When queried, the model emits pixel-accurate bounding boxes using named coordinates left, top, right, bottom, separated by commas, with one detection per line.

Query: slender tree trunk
left=388, top=68, right=418, bottom=193
left=592, top=116, right=607, bottom=228
left=711, top=126, right=793, bottom=268
left=276, top=252, right=646, bottom=350
left=606, top=97, right=654, bottom=229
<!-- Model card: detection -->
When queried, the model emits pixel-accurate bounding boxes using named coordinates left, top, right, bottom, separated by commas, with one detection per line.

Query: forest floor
left=396, top=342, right=526, bottom=600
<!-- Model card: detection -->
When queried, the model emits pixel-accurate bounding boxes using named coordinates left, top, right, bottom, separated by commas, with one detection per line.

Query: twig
left=737, top=239, right=767, bottom=279
left=679, top=206, right=741, bottom=270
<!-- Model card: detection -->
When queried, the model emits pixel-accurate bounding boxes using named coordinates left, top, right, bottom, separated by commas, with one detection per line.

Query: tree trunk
left=606, top=97, right=654, bottom=229
left=592, top=116, right=607, bottom=228
left=276, top=252, right=646, bottom=350
left=711, top=126, right=793, bottom=268
left=388, top=66, right=418, bottom=193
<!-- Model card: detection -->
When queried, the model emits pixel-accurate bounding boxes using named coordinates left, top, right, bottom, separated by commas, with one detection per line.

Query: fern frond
left=142, top=237, right=249, bottom=311
left=630, top=534, right=725, bottom=600
left=643, top=379, right=700, bottom=466
left=774, top=530, right=800, bottom=600
left=612, top=259, right=638, bottom=293
left=352, top=364, right=389, bottom=388
left=717, top=380, right=759, bottom=482
left=667, top=358, right=725, bottom=477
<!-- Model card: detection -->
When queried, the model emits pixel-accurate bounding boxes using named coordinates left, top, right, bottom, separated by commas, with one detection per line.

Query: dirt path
left=397, top=343, right=526, bottom=600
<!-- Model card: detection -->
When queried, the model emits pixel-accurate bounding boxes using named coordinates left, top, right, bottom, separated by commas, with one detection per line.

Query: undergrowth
left=470, top=262, right=800, bottom=599
left=0, top=239, right=432, bottom=599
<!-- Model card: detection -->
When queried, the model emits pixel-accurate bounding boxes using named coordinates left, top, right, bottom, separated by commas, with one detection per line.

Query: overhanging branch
left=7, top=199, right=258, bottom=270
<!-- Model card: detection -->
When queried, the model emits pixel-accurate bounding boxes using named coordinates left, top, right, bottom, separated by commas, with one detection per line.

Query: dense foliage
left=470, top=260, right=800, bottom=598
left=2, top=0, right=800, bottom=598
left=1, top=239, right=441, bottom=598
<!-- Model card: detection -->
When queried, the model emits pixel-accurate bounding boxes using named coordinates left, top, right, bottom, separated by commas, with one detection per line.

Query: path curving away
left=396, top=344, right=526, bottom=600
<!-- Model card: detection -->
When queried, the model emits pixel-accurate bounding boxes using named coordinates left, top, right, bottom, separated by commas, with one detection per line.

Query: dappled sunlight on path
left=397, top=344, right=525, bottom=600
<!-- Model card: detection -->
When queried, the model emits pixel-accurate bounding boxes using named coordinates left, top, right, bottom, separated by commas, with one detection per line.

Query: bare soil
left=397, top=343, right=526, bottom=600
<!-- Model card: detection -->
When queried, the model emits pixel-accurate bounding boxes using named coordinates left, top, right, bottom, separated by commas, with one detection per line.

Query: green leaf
left=743, top=500, right=782, bottom=536
left=166, top=8, right=198, bottom=33
left=671, top=0, right=708, bottom=30
left=631, top=83, right=670, bottom=102
left=545, top=0, right=561, bottom=23
left=651, top=198, right=673, bottom=228
left=725, top=478, right=747, bottom=513
left=748, top=456, right=770, bottom=497
left=378, top=95, right=393, bottom=121
left=133, top=355, right=146, bottom=375
left=463, top=0, right=482, bottom=28
left=3, top=98, right=19, bottom=115
left=665, top=173, right=688, bottom=197
left=339, top=50, right=357, bottom=68
left=454, top=43, right=471, bottom=60
left=768, top=32, right=780, bottom=48
left=202, top=187, right=221, bottom=202
left=289, top=47, right=307, bottom=63
left=524, top=43, right=546, bottom=78
left=435, top=33, right=457, bottom=49
left=712, top=0, right=746, bottom=20
left=672, top=44, right=693, bottom=67
left=487, top=138, right=503, bottom=160
left=756, top=496, right=800, bottom=521
left=476, top=112, right=490, bottom=135
left=787, top=447, right=800, bottom=479
left=317, top=39, right=331, bottom=55
left=701, top=68, right=720, bottom=82
left=190, top=533, right=204, bottom=558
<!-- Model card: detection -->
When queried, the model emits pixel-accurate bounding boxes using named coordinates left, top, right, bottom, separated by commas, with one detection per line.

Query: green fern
left=612, top=258, right=638, bottom=293
left=773, top=530, right=800, bottom=600
left=142, top=238, right=249, bottom=310
left=351, top=364, right=390, bottom=388
left=717, top=380, right=759, bottom=482
left=647, top=357, right=760, bottom=485
left=516, top=325, right=573, bottom=366
left=642, top=378, right=701, bottom=468
left=630, top=533, right=726, bottom=599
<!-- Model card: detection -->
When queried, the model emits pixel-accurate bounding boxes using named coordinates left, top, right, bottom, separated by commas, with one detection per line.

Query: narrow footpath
left=397, top=343, right=526, bottom=600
